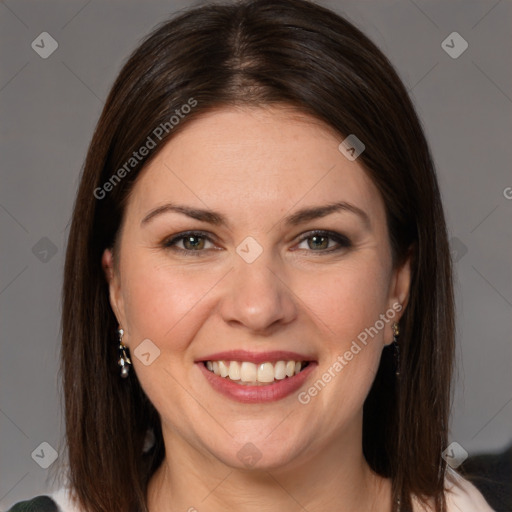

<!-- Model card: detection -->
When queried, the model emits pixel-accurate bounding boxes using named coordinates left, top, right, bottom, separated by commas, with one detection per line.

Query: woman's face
left=103, top=106, right=410, bottom=471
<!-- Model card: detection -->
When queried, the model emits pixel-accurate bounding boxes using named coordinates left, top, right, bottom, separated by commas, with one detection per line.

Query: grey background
left=1, top=0, right=511, bottom=508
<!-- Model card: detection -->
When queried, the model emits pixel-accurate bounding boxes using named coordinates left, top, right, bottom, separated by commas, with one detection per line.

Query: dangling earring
left=392, top=322, right=400, bottom=377
left=118, top=327, right=132, bottom=378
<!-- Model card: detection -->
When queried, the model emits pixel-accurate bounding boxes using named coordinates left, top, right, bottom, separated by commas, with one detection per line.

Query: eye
left=163, top=231, right=216, bottom=253
left=295, top=230, right=351, bottom=253
left=162, top=230, right=351, bottom=255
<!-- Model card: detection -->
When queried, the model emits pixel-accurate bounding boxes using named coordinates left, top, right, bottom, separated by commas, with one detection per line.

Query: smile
left=196, top=358, right=317, bottom=403
left=204, top=360, right=310, bottom=385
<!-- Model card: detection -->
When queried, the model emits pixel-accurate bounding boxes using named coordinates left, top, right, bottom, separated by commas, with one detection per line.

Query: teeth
left=257, top=362, right=274, bottom=383
left=274, top=360, right=286, bottom=380
left=228, top=360, right=241, bottom=380
left=218, top=360, right=229, bottom=377
left=204, top=360, right=309, bottom=384
left=240, top=361, right=258, bottom=382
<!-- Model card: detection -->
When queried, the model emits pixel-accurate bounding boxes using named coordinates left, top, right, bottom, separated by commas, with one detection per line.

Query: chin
left=211, top=434, right=308, bottom=472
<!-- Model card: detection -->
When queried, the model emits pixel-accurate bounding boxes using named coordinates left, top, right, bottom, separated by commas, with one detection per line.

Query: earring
left=392, top=322, right=400, bottom=377
left=118, top=327, right=132, bottom=378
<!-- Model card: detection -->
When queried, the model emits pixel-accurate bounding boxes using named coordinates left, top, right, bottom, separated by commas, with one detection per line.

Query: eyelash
left=162, top=230, right=352, bottom=256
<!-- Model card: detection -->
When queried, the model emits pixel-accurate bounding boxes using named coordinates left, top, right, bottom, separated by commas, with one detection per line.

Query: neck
left=147, top=420, right=392, bottom=512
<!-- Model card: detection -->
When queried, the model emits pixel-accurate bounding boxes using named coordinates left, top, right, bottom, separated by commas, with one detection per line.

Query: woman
left=6, top=0, right=496, bottom=511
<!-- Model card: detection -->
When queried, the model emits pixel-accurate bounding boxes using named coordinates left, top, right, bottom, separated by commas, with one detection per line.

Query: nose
left=219, top=251, right=298, bottom=334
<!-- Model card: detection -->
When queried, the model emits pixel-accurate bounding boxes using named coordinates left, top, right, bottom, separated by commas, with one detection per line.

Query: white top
left=411, top=468, right=496, bottom=511
left=48, top=488, right=81, bottom=512
left=47, top=470, right=494, bottom=511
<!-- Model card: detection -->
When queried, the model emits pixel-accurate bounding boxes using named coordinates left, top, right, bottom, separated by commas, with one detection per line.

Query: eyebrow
left=140, top=201, right=371, bottom=231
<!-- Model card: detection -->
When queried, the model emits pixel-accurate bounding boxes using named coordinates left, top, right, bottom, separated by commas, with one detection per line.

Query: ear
left=384, top=248, right=413, bottom=345
left=102, top=248, right=127, bottom=332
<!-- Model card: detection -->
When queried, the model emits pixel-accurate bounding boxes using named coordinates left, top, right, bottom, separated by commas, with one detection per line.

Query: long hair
left=56, top=1, right=455, bottom=510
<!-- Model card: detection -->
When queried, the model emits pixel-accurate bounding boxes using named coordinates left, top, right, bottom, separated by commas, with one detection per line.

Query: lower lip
left=196, top=362, right=317, bottom=403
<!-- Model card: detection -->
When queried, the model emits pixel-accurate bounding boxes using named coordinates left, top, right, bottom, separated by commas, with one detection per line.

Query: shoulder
left=5, top=488, right=81, bottom=512
left=444, top=468, right=496, bottom=511
left=412, top=468, right=496, bottom=512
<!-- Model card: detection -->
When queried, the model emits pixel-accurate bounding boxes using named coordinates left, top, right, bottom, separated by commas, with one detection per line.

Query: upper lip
left=195, top=350, right=317, bottom=365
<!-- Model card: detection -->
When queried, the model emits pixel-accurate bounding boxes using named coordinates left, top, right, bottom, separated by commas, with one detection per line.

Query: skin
left=102, top=106, right=411, bottom=512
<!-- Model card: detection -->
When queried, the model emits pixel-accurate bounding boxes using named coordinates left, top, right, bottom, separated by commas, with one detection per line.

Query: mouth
left=201, top=359, right=312, bottom=386
left=195, top=350, right=317, bottom=403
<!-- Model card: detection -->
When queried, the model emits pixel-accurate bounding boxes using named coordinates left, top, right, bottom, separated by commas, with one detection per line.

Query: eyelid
left=294, top=230, right=352, bottom=251
left=162, top=230, right=219, bottom=254
left=162, top=229, right=352, bottom=254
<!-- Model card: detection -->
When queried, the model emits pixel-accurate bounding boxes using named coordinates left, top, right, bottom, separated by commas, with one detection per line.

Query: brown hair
left=55, top=1, right=455, bottom=511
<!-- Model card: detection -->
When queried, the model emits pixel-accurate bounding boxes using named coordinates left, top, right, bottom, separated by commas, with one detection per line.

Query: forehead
left=125, top=106, right=385, bottom=228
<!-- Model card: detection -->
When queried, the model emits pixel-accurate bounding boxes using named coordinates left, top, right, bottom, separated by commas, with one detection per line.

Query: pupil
left=184, top=236, right=204, bottom=250
left=309, top=235, right=328, bottom=250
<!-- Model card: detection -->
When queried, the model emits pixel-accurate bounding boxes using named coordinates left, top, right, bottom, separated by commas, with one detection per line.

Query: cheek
left=294, top=255, right=391, bottom=344
left=118, top=257, right=221, bottom=412
left=295, top=260, right=391, bottom=417
left=120, top=256, right=220, bottom=348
